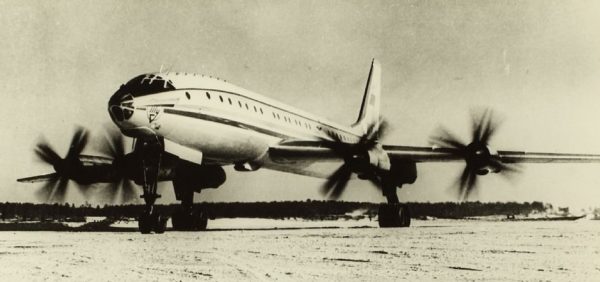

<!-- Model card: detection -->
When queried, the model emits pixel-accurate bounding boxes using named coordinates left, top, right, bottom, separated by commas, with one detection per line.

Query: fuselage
left=108, top=72, right=362, bottom=165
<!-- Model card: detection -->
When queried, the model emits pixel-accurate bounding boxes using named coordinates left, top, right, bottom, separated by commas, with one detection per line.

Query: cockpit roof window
left=123, top=74, right=175, bottom=97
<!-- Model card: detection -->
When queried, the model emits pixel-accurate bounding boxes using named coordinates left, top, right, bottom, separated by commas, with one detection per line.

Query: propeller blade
left=321, top=164, right=353, bottom=199
left=35, top=175, right=59, bottom=202
left=66, top=127, right=89, bottom=160
left=376, top=118, right=390, bottom=141
left=319, top=116, right=393, bottom=200
left=34, top=141, right=61, bottom=166
left=429, top=126, right=466, bottom=150
left=363, top=117, right=390, bottom=142
left=489, top=159, right=522, bottom=181
left=120, top=180, right=138, bottom=204
left=100, top=181, right=120, bottom=204
left=436, top=108, right=517, bottom=201
left=470, top=108, right=501, bottom=145
left=98, top=179, right=138, bottom=204
left=52, top=177, right=70, bottom=203
left=328, top=166, right=353, bottom=200
left=457, top=167, right=477, bottom=201
left=471, top=111, right=485, bottom=143
left=100, top=126, right=125, bottom=158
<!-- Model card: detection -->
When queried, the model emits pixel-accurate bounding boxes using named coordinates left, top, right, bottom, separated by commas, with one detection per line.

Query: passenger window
left=245, top=103, right=249, bottom=110
left=228, top=98, right=232, bottom=105
left=260, top=108, right=264, bottom=114
left=238, top=101, right=242, bottom=108
left=206, top=92, right=211, bottom=99
left=219, top=96, right=224, bottom=103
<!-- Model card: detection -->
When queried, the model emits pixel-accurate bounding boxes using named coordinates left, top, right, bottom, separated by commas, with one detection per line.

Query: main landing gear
left=171, top=168, right=208, bottom=231
left=378, top=186, right=411, bottom=228
left=171, top=188, right=208, bottom=231
left=171, top=202, right=208, bottom=231
left=137, top=138, right=168, bottom=234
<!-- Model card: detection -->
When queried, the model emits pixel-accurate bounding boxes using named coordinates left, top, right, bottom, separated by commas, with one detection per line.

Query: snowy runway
left=1, top=219, right=599, bottom=281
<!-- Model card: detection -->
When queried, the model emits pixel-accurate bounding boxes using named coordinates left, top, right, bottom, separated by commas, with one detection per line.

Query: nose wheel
left=138, top=206, right=168, bottom=234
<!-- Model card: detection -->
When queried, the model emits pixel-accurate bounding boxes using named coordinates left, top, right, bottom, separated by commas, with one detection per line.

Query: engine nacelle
left=174, top=161, right=226, bottom=192
left=465, top=143, right=503, bottom=174
left=476, top=165, right=501, bottom=175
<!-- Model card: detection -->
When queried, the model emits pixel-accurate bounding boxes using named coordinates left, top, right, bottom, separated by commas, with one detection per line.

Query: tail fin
left=352, top=59, right=381, bottom=135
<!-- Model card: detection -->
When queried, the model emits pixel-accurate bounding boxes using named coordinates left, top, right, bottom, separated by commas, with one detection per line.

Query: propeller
left=320, top=118, right=390, bottom=199
left=34, top=127, right=90, bottom=203
left=429, top=108, right=521, bottom=201
left=97, top=126, right=138, bottom=204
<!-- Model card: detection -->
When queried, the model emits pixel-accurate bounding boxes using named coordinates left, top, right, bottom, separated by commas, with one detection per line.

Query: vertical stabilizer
left=352, top=59, right=381, bottom=135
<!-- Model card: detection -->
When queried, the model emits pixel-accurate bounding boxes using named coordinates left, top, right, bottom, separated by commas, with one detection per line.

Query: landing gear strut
left=378, top=185, right=411, bottom=228
left=137, top=138, right=168, bottom=234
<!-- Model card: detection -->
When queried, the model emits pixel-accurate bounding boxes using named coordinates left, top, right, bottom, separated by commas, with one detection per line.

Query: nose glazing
left=108, top=85, right=134, bottom=122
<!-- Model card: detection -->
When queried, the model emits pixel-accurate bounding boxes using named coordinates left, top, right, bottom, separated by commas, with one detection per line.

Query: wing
left=269, top=141, right=600, bottom=166
left=268, top=142, right=464, bottom=164
left=17, top=173, right=58, bottom=183
left=385, top=146, right=600, bottom=163
left=496, top=150, right=600, bottom=163
left=17, top=155, right=115, bottom=183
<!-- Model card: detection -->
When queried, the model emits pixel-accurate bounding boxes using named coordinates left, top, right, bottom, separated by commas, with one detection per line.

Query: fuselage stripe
left=163, top=108, right=292, bottom=139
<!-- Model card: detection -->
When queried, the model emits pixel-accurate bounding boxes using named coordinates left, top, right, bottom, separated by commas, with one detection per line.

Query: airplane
left=17, top=59, right=600, bottom=233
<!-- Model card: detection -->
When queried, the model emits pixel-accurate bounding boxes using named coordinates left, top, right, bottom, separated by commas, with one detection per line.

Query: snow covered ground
left=0, top=219, right=599, bottom=281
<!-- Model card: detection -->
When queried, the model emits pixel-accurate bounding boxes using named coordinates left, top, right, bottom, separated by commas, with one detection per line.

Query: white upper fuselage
left=109, top=72, right=362, bottom=165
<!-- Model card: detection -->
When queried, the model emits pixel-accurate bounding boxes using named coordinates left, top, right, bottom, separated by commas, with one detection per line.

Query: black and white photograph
left=1, top=0, right=599, bottom=280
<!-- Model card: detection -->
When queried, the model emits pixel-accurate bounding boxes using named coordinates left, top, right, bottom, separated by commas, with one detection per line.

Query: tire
left=378, top=204, right=411, bottom=228
left=399, top=205, right=411, bottom=227
left=138, top=214, right=153, bottom=234
left=154, top=214, right=167, bottom=234
left=171, top=210, right=189, bottom=230
left=172, top=209, right=208, bottom=231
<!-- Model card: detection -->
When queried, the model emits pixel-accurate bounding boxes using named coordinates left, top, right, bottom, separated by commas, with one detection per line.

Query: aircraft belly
left=160, top=111, right=276, bottom=164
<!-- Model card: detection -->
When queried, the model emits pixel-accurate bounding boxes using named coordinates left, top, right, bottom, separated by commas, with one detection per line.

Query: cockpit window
left=123, top=74, right=175, bottom=97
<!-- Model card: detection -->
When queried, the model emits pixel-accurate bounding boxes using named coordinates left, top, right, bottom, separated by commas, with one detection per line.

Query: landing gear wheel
left=138, top=212, right=168, bottom=234
left=171, top=209, right=208, bottom=231
left=378, top=204, right=411, bottom=228
left=154, top=214, right=168, bottom=234
left=138, top=213, right=153, bottom=234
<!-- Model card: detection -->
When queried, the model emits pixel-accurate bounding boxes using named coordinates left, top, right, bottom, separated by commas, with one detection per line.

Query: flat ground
left=0, top=219, right=598, bottom=281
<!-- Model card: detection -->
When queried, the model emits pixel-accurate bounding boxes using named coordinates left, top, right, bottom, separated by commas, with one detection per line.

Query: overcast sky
left=2, top=0, right=600, bottom=210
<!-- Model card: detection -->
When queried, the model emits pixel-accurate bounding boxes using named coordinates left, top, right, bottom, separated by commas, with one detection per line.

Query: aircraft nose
left=108, top=85, right=134, bottom=122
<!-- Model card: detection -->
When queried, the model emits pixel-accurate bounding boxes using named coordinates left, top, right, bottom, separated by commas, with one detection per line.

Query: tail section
left=352, top=59, right=381, bottom=135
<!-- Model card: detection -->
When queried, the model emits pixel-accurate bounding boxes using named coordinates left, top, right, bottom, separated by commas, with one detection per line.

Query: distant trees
left=0, top=200, right=547, bottom=221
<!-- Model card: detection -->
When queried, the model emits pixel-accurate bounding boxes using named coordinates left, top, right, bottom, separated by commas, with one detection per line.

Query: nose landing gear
left=136, top=138, right=168, bottom=234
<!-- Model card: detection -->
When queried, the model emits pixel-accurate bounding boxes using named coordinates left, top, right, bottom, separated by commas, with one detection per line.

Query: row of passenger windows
left=188, top=91, right=352, bottom=142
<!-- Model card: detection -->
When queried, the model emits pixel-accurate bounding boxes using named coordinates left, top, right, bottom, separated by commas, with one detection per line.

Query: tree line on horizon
left=0, top=200, right=547, bottom=222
